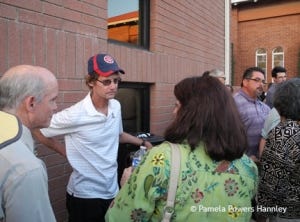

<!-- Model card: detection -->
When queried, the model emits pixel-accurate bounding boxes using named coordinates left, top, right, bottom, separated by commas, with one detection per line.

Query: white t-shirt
left=41, top=93, right=123, bottom=199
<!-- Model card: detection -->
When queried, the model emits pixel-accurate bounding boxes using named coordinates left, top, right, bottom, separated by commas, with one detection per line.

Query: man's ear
left=88, top=81, right=95, bottom=88
left=24, top=96, right=36, bottom=111
left=241, top=79, right=247, bottom=87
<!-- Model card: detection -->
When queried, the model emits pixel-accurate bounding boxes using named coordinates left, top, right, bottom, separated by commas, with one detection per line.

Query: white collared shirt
left=41, top=93, right=123, bottom=199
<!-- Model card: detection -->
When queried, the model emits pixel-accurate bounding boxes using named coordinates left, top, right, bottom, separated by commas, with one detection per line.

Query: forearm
left=119, top=132, right=153, bottom=150
left=32, top=129, right=66, bottom=157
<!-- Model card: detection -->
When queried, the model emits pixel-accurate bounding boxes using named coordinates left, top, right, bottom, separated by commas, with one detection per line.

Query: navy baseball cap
left=88, top=54, right=125, bottom=77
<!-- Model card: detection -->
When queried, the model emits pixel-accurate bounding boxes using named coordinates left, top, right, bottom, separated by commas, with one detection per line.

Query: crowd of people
left=0, top=54, right=299, bottom=222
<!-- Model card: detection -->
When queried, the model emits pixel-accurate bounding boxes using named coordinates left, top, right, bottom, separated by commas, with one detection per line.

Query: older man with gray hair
left=0, top=65, right=58, bottom=222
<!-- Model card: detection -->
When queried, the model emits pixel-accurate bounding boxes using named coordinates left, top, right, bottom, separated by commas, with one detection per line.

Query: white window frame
left=272, top=46, right=284, bottom=68
left=256, top=48, right=267, bottom=77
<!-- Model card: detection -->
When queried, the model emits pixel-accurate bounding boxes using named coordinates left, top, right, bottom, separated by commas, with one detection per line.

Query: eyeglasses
left=277, top=76, right=287, bottom=79
left=96, top=77, right=122, bottom=86
left=246, top=78, right=266, bottom=85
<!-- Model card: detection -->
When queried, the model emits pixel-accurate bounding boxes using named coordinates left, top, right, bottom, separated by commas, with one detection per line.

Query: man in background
left=208, top=68, right=226, bottom=84
left=265, top=66, right=287, bottom=108
left=234, top=67, right=270, bottom=162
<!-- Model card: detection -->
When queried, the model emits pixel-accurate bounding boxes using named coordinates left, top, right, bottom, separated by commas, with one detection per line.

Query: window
left=272, top=46, right=284, bottom=68
left=256, top=48, right=267, bottom=74
left=107, top=0, right=150, bottom=49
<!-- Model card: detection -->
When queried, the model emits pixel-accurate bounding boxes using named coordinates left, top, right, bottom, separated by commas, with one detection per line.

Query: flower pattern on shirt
left=191, top=188, right=204, bottom=203
left=130, top=208, right=147, bottom=222
left=224, top=178, right=239, bottom=196
left=151, top=153, right=165, bottom=166
left=106, top=143, right=258, bottom=222
left=228, top=204, right=242, bottom=218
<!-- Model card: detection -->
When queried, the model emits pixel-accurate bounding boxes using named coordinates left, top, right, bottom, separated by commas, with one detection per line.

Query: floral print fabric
left=105, top=142, right=258, bottom=222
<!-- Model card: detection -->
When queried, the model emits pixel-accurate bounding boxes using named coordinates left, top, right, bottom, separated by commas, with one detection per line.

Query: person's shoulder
left=149, top=142, right=172, bottom=154
left=233, top=91, right=248, bottom=110
left=147, top=142, right=192, bottom=165
left=234, top=154, right=258, bottom=178
left=259, top=100, right=271, bottom=112
left=267, top=83, right=276, bottom=92
left=233, top=90, right=245, bottom=102
left=0, top=111, right=22, bottom=150
left=268, top=107, right=280, bottom=119
left=1, top=142, right=45, bottom=181
left=108, top=99, right=121, bottom=113
left=52, top=96, right=89, bottom=120
left=110, top=98, right=121, bottom=107
left=233, top=89, right=241, bottom=98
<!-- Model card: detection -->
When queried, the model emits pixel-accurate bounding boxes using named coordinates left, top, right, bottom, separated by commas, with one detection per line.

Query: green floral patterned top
left=105, top=142, right=258, bottom=222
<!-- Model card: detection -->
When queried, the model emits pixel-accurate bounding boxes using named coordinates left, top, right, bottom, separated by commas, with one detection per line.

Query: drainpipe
left=225, top=0, right=231, bottom=84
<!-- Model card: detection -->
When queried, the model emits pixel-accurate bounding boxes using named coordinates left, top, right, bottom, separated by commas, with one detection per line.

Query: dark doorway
left=116, top=82, right=151, bottom=185
left=116, top=82, right=151, bottom=133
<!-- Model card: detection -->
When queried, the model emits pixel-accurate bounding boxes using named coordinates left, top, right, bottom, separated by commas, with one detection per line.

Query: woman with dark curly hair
left=257, top=78, right=300, bottom=222
left=106, top=74, right=258, bottom=222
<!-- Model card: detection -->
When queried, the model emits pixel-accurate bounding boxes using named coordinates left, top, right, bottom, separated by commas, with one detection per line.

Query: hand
left=120, top=166, right=133, bottom=187
left=144, top=140, right=153, bottom=150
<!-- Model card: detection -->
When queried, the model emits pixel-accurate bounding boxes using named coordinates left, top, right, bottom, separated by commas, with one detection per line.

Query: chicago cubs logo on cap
left=103, top=55, right=114, bottom=64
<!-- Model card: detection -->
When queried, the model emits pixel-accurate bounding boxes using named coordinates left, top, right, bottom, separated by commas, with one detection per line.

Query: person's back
left=257, top=78, right=300, bottom=221
left=106, top=74, right=258, bottom=222
left=0, top=65, right=58, bottom=222
left=106, top=143, right=256, bottom=222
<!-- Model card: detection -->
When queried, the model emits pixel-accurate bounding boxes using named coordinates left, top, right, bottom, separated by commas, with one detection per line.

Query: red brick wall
left=231, top=1, right=300, bottom=85
left=0, top=0, right=226, bottom=221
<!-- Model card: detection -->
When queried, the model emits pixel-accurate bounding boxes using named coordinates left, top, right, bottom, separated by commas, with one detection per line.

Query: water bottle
left=132, top=145, right=147, bottom=169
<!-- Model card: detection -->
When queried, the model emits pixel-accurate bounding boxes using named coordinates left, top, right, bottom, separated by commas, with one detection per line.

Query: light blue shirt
left=0, top=125, right=56, bottom=222
left=261, top=107, right=280, bottom=139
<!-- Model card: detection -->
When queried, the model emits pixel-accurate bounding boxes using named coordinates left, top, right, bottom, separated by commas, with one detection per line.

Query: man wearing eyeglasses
left=234, top=67, right=270, bottom=221
left=233, top=67, right=270, bottom=162
left=265, top=66, right=287, bottom=109
left=33, top=53, right=153, bottom=222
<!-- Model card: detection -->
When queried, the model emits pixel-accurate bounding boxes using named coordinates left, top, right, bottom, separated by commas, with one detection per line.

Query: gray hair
left=209, top=69, right=225, bottom=78
left=0, top=67, right=46, bottom=111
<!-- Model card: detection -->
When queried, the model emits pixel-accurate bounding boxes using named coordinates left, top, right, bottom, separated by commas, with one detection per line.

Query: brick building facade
left=231, top=0, right=300, bottom=85
left=0, top=0, right=227, bottom=221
